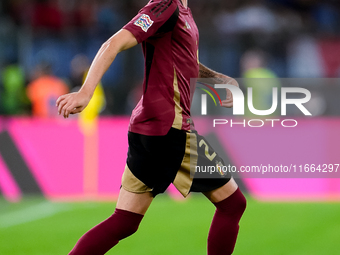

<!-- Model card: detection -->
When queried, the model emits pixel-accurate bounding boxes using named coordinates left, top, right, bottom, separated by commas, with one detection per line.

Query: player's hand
left=56, top=91, right=91, bottom=118
left=221, top=77, right=239, bottom=108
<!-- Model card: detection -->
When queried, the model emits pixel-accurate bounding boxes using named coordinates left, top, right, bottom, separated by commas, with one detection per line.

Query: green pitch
left=0, top=195, right=339, bottom=255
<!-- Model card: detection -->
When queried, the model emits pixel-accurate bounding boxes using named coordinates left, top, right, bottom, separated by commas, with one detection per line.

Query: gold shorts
left=122, top=128, right=231, bottom=197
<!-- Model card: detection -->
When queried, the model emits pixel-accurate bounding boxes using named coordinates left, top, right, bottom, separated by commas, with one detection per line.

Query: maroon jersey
left=123, top=0, right=199, bottom=136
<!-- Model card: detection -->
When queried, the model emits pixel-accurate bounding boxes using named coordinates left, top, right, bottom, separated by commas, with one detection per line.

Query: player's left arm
left=198, top=63, right=238, bottom=108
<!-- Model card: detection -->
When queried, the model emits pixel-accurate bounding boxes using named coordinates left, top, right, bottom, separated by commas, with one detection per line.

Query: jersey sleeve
left=123, top=0, right=178, bottom=43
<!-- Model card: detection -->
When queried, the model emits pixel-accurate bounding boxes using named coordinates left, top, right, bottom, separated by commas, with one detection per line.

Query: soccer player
left=56, top=0, right=246, bottom=254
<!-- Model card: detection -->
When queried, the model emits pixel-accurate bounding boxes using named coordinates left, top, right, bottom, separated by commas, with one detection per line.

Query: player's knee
left=215, top=188, right=246, bottom=219
left=234, top=190, right=246, bottom=216
left=112, top=210, right=144, bottom=240
left=117, top=221, right=140, bottom=240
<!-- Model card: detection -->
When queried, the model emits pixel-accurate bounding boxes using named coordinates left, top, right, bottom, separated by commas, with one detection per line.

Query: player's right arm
left=57, top=0, right=177, bottom=118
left=56, top=29, right=137, bottom=118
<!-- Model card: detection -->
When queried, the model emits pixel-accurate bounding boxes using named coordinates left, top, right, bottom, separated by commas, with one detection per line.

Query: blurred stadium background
left=1, top=0, right=340, bottom=254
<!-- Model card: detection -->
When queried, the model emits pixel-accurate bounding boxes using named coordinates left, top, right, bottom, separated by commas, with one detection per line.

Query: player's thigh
left=203, top=177, right=238, bottom=203
left=116, top=188, right=153, bottom=215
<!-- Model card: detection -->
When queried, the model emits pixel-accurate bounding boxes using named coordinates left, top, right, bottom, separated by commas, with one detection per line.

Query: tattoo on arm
left=198, top=63, right=229, bottom=83
left=199, top=63, right=218, bottom=78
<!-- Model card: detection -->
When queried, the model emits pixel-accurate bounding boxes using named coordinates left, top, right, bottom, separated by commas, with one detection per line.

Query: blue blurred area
left=23, top=36, right=124, bottom=86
